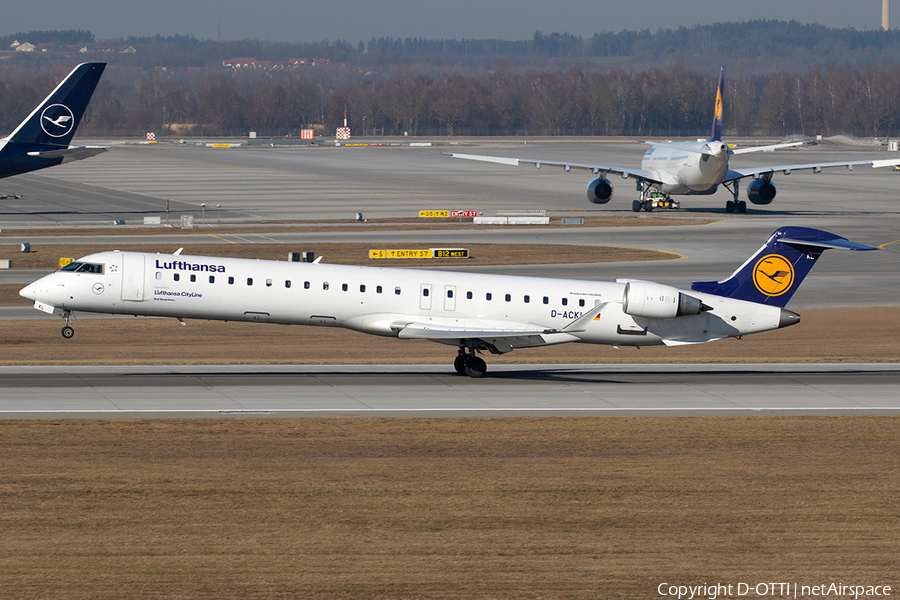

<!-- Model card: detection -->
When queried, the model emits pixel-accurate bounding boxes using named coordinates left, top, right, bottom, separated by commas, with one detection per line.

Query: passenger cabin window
left=376, top=286, right=382, bottom=294
left=266, top=279, right=273, bottom=287
left=174, top=273, right=180, bottom=282
left=524, top=295, right=530, bottom=303
left=466, top=291, right=473, bottom=300
left=228, top=277, right=235, bottom=285
left=304, top=281, right=310, bottom=289
left=209, top=276, right=215, bottom=284
left=323, top=282, right=330, bottom=290
left=360, top=284, right=366, bottom=292
left=486, top=293, right=492, bottom=301
left=543, top=297, right=549, bottom=304
left=422, top=288, right=429, bottom=297
left=395, top=287, right=401, bottom=295
left=505, top=294, right=511, bottom=302
left=155, top=272, right=162, bottom=281
left=342, top=283, right=348, bottom=292
left=562, top=298, right=568, bottom=306
left=247, top=278, right=253, bottom=286
left=190, top=274, right=196, bottom=283
left=285, top=280, right=291, bottom=288
left=447, top=289, right=453, bottom=298
left=579, top=299, right=585, bottom=307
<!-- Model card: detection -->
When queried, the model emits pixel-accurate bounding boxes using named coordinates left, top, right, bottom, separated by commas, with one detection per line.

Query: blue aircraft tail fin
left=691, top=227, right=877, bottom=307
left=6, top=62, right=106, bottom=148
left=709, top=66, right=724, bottom=142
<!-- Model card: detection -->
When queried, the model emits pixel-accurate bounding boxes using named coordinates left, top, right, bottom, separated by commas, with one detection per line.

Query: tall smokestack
left=884, top=0, right=890, bottom=30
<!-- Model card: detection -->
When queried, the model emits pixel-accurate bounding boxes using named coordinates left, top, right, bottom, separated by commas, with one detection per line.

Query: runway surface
left=0, top=363, right=897, bottom=418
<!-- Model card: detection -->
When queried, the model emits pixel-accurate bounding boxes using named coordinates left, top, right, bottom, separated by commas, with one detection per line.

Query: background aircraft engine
left=622, top=282, right=705, bottom=320
left=586, top=177, right=613, bottom=204
left=746, top=179, right=777, bottom=205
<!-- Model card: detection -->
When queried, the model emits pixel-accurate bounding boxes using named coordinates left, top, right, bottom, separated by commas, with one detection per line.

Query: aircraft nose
left=19, top=282, right=37, bottom=301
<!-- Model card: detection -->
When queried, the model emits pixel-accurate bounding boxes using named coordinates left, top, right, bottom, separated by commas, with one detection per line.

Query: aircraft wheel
left=454, top=353, right=467, bottom=375
left=61, top=326, right=74, bottom=339
left=726, top=200, right=735, bottom=213
left=632, top=200, right=641, bottom=212
left=737, top=200, right=747, bottom=214
left=463, top=356, right=487, bottom=378
left=644, top=202, right=653, bottom=212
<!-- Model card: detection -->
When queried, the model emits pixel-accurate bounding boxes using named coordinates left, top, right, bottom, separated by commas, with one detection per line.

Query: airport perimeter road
left=0, top=363, right=897, bottom=418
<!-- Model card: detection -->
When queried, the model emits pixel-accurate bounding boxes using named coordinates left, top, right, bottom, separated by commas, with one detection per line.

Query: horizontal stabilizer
left=27, top=146, right=107, bottom=163
left=778, top=234, right=877, bottom=252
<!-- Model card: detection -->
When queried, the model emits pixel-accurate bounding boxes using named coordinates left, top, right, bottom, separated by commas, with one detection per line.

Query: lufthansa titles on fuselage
left=155, top=259, right=226, bottom=273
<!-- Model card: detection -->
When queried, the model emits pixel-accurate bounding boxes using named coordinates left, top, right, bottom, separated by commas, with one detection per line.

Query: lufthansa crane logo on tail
left=40, top=104, right=75, bottom=137
left=752, top=254, right=794, bottom=297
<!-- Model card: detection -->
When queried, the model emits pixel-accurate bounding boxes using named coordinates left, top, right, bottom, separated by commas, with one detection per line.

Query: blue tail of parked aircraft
left=691, top=226, right=877, bottom=307
left=708, top=66, right=724, bottom=142
left=0, top=62, right=106, bottom=180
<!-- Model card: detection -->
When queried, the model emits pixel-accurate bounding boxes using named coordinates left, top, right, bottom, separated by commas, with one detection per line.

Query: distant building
left=15, top=42, right=36, bottom=52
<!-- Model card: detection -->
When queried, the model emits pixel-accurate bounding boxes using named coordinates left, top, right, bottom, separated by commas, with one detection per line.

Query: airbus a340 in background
left=20, top=226, right=875, bottom=377
left=0, top=62, right=106, bottom=181
left=443, top=68, right=900, bottom=213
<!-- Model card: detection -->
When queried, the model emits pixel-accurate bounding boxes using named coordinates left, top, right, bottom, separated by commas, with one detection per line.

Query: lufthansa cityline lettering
left=155, top=259, right=225, bottom=273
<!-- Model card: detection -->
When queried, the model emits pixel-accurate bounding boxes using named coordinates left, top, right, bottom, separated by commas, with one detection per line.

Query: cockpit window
left=60, top=262, right=104, bottom=274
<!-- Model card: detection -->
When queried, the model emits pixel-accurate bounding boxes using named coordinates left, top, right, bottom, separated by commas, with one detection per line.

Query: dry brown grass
left=1, top=417, right=898, bottom=599
left=0, top=307, right=897, bottom=365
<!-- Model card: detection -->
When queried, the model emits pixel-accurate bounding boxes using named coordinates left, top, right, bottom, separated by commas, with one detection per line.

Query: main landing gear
left=633, top=183, right=678, bottom=212
left=61, top=310, right=75, bottom=339
left=454, top=347, right=487, bottom=378
left=723, top=180, right=746, bottom=214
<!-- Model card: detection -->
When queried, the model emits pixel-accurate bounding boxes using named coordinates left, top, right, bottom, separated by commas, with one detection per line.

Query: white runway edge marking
left=3, top=407, right=900, bottom=414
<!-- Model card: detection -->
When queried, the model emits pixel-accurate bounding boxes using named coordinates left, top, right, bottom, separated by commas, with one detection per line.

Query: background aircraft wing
left=26, top=146, right=107, bottom=164
left=723, top=158, right=900, bottom=182
left=441, top=150, right=667, bottom=184
left=728, top=141, right=805, bottom=154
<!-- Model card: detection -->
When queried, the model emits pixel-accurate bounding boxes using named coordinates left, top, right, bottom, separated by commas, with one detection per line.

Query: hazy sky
left=4, top=0, right=891, bottom=43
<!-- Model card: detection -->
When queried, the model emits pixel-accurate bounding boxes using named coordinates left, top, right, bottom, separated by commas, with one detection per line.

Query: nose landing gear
left=60, top=310, right=75, bottom=339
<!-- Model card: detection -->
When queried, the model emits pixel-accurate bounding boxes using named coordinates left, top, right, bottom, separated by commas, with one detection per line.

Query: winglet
left=709, top=66, right=724, bottom=142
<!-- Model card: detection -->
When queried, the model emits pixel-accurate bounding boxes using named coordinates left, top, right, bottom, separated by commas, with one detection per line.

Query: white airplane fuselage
left=21, top=250, right=785, bottom=351
left=640, top=141, right=730, bottom=195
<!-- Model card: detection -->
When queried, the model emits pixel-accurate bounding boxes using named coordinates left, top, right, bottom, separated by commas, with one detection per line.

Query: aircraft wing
left=26, top=146, right=107, bottom=164
left=723, top=158, right=900, bottom=182
left=440, top=150, right=671, bottom=185
left=391, top=304, right=605, bottom=352
left=728, top=141, right=805, bottom=154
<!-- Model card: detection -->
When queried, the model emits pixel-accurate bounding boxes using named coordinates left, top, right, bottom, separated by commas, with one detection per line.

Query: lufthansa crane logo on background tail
left=40, top=104, right=75, bottom=137
left=752, top=254, right=794, bottom=297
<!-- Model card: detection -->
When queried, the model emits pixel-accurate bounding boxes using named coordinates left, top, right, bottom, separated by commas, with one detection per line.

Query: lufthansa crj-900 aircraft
left=0, top=62, right=106, bottom=180
left=443, top=68, right=900, bottom=213
left=21, top=226, right=874, bottom=377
